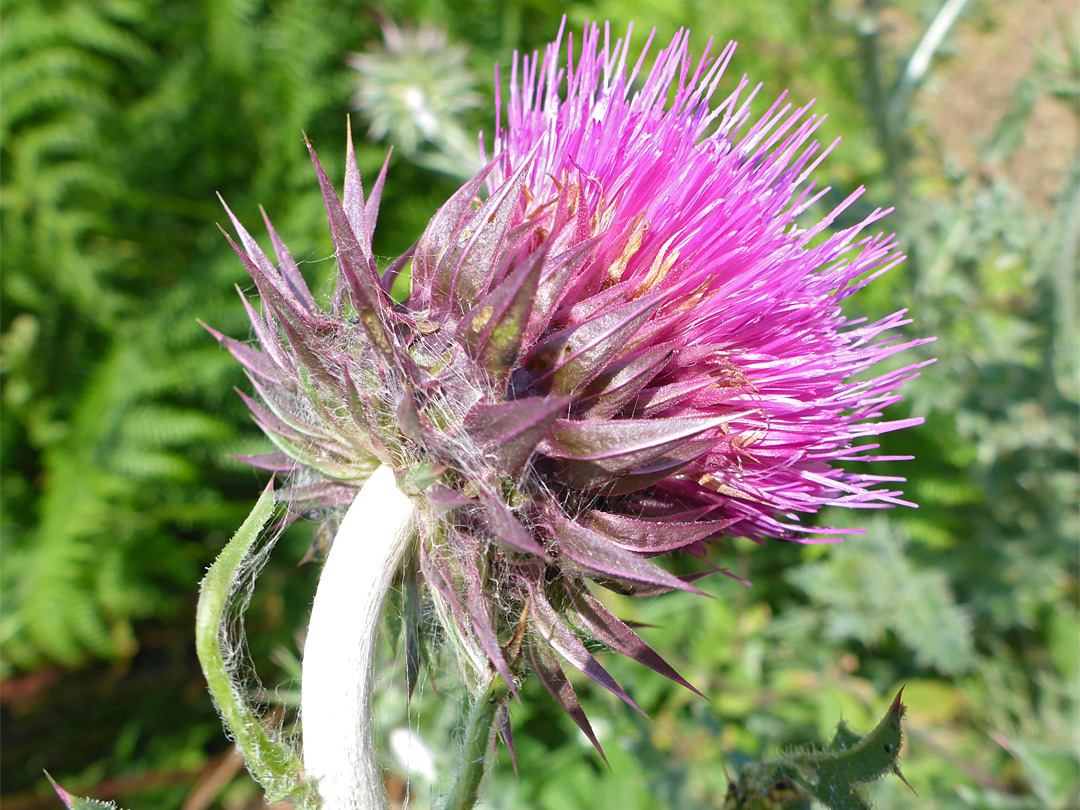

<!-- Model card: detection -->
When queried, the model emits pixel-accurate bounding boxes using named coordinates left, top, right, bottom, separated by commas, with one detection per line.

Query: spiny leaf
left=541, top=414, right=733, bottom=489
left=458, top=244, right=545, bottom=388
left=432, top=158, right=532, bottom=317
left=195, top=482, right=315, bottom=805
left=549, top=511, right=707, bottom=596
left=565, top=583, right=704, bottom=697
left=525, top=640, right=608, bottom=766
left=794, top=689, right=908, bottom=796
left=527, top=582, right=644, bottom=714
left=728, top=690, right=910, bottom=810
left=522, top=294, right=663, bottom=395
left=583, top=509, right=740, bottom=553
left=463, top=395, right=571, bottom=478
left=47, top=772, right=124, bottom=810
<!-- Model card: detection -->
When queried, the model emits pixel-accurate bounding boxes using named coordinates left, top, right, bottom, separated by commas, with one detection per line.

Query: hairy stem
left=301, top=464, right=415, bottom=810
left=438, top=675, right=511, bottom=810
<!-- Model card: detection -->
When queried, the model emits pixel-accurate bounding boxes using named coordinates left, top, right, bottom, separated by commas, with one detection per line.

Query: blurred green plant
left=0, top=0, right=447, bottom=672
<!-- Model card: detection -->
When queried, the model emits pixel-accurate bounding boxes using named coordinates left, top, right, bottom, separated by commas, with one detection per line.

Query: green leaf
left=729, top=691, right=910, bottom=810
left=195, top=482, right=316, bottom=806
left=789, top=521, right=975, bottom=674
left=46, top=772, right=125, bottom=810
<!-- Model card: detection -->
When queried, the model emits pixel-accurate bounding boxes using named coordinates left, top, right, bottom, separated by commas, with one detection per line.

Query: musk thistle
left=207, top=19, right=929, bottom=809
left=348, top=21, right=483, bottom=177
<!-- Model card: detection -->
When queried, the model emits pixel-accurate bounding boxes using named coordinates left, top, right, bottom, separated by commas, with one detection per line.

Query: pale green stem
left=438, top=675, right=511, bottom=810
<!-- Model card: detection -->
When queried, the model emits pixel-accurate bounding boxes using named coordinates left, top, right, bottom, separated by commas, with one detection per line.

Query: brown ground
left=886, top=0, right=1078, bottom=206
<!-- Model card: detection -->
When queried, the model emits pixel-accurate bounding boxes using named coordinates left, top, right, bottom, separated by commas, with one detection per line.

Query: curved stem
left=301, top=464, right=415, bottom=810
left=888, top=0, right=971, bottom=129
left=438, top=675, right=511, bottom=810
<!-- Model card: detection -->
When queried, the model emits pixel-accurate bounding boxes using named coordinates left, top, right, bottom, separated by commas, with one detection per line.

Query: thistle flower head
left=212, top=20, right=930, bottom=755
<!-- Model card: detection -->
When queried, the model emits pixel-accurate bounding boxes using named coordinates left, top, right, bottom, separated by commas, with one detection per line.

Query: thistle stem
left=438, top=675, right=511, bottom=810
left=301, top=464, right=415, bottom=810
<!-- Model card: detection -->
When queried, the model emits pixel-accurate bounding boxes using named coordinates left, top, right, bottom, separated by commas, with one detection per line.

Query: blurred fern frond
left=0, top=0, right=405, bottom=672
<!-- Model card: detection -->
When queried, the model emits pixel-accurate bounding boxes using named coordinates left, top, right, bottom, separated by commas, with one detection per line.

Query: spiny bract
left=210, top=20, right=931, bottom=758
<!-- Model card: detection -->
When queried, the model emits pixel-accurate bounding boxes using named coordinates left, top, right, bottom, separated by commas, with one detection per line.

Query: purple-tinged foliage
left=212, top=21, right=930, bottom=757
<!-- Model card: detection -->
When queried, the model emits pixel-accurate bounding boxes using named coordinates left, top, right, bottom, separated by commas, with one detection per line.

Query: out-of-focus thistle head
left=347, top=20, right=481, bottom=157
left=211, top=20, right=931, bottom=758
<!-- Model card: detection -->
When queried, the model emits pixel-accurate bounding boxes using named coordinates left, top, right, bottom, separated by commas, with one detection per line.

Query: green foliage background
left=1, top=0, right=1076, bottom=808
